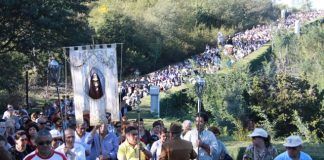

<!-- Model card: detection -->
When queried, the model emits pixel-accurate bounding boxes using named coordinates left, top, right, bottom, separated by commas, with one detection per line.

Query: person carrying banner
left=117, top=126, right=152, bottom=160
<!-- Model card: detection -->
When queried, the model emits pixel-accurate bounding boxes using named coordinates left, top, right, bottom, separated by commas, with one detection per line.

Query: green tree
left=0, top=52, right=27, bottom=92
left=0, top=0, right=93, bottom=59
left=248, top=73, right=324, bottom=140
left=89, top=0, right=279, bottom=76
left=96, top=12, right=164, bottom=75
left=196, top=0, right=279, bottom=30
left=194, top=68, right=251, bottom=135
left=273, top=21, right=324, bottom=88
left=0, top=0, right=94, bottom=105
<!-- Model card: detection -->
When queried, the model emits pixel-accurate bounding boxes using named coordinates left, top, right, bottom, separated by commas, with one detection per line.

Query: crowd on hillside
left=0, top=10, right=323, bottom=160
left=119, top=10, right=324, bottom=105
left=281, top=10, right=323, bottom=29
left=230, top=25, right=272, bottom=60
left=0, top=103, right=314, bottom=160
left=232, top=10, right=323, bottom=58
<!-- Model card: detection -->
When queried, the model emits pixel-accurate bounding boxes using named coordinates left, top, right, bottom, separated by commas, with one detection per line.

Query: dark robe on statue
left=89, top=72, right=103, bottom=99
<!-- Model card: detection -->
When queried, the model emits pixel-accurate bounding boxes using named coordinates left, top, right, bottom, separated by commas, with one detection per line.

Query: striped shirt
left=23, top=150, right=67, bottom=160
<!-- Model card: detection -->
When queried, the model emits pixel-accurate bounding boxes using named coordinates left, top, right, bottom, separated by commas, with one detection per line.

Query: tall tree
left=0, top=0, right=93, bottom=58
left=0, top=0, right=93, bottom=92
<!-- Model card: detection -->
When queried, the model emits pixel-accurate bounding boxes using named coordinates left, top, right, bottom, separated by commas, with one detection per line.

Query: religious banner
left=69, top=44, right=119, bottom=125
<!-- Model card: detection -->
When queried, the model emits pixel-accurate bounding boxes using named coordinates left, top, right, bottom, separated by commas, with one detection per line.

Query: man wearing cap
left=159, top=123, right=197, bottom=160
left=50, top=129, right=63, bottom=149
left=274, top=135, right=312, bottom=160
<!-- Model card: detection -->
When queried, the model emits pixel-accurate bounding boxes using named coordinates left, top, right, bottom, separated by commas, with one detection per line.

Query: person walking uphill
left=159, top=123, right=197, bottom=160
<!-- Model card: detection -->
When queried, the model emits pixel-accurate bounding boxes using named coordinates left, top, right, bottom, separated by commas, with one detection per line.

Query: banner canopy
left=69, top=44, right=119, bottom=125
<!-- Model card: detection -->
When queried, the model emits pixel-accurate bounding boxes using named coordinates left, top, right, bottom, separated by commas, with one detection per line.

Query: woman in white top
left=180, top=120, right=192, bottom=141
left=150, top=128, right=168, bottom=160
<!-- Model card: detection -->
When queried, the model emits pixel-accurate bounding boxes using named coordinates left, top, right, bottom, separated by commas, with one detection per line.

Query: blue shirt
left=274, top=151, right=312, bottom=160
left=213, top=140, right=228, bottom=160
left=88, top=132, right=119, bottom=160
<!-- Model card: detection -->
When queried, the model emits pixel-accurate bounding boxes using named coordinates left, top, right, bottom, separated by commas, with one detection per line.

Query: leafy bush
left=160, top=89, right=196, bottom=120
left=272, top=20, right=324, bottom=89
left=248, top=73, right=324, bottom=141
left=0, top=90, right=24, bottom=113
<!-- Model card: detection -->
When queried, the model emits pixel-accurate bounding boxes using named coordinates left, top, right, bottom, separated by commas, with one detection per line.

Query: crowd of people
left=118, top=10, right=324, bottom=106
left=280, top=11, right=323, bottom=29
left=0, top=105, right=314, bottom=160
left=119, top=63, right=196, bottom=110
left=0, top=9, right=323, bottom=160
left=230, top=25, right=272, bottom=60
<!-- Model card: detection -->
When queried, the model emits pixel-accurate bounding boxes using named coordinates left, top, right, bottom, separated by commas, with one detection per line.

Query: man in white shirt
left=50, top=129, right=63, bottom=149
left=189, top=112, right=218, bottom=160
left=56, top=128, right=86, bottom=160
left=74, top=122, right=92, bottom=157
left=150, top=128, right=167, bottom=160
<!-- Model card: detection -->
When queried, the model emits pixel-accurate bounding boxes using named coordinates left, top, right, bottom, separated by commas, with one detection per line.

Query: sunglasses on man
left=286, top=147, right=298, bottom=150
left=37, top=141, right=51, bottom=146
left=53, top=138, right=62, bottom=142
left=252, top=136, right=264, bottom=139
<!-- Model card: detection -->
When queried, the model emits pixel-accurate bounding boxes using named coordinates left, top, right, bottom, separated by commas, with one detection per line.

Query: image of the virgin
left=87, top=68, right=105, bottom=99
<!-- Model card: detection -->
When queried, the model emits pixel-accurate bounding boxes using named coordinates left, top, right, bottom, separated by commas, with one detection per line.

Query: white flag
left=69, top=44, right=119, bottom=126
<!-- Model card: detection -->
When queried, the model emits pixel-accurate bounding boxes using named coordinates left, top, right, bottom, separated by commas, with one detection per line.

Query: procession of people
left=118, top=10, right=323, bottom=96
left=0, top=103, right=314, bottom=160
left=0, top=9, right=322, bottom=160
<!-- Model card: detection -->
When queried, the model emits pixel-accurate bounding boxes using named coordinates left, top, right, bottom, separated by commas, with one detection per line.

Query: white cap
left=7, top=104, right=14, bottom=110
left=50, top=129, right=62, bottom=138
left=248, top=128, right=268, bottom=138
left=283, top=135, right=303, bottom=147
left=182, top=120, right=192, bottom=129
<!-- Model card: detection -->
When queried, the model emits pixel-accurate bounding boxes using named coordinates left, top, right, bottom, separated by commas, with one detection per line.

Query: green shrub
left=0, top=90, right=24, bottom=113
left=160, top=89, right=196, bottom=120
